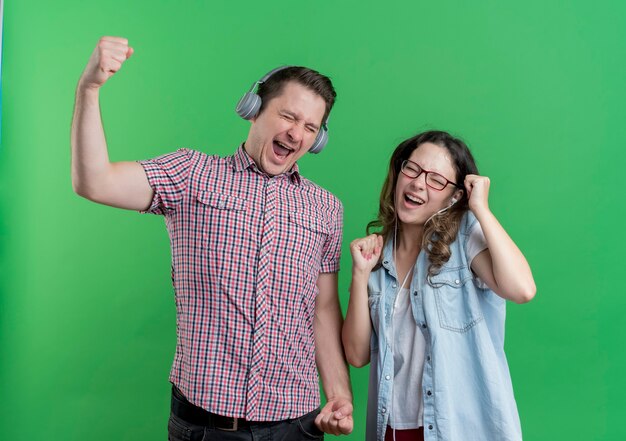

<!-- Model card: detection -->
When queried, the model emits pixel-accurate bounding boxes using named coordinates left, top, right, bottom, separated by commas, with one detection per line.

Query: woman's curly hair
left=367, top=130, right=479, bottom=277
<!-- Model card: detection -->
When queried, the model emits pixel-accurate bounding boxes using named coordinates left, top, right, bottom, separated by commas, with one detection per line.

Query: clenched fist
left=79, top=36, right=134, bottom=90
left=350, top=234, right=384, bottom=274
left=464, top=174, right=491, bottom=215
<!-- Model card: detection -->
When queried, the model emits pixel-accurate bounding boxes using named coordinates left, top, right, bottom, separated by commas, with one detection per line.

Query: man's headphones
left=235, top=66, right=329, bottom=154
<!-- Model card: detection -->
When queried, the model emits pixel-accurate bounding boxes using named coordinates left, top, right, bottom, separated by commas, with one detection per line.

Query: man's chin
left=264, top=161, right=291, bottom=176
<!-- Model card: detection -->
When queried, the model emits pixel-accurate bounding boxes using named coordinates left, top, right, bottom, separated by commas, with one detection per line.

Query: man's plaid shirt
left=139, top=146, right=343, bottom=421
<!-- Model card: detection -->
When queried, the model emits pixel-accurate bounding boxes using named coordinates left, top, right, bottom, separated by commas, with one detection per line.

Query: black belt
left=171, top=386, right=251, bottom=431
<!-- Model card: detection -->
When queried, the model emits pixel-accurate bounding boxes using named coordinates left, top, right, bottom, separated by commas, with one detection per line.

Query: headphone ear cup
left=235, top=92, right=262, bottom=120
left=308, top=125, right=328, bottom=154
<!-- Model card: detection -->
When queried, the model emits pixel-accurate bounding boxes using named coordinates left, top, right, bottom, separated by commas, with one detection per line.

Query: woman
left=342, top=131, right=535, bottom=441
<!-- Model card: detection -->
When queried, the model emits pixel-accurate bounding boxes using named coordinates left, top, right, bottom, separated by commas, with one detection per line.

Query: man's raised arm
left=71, top=36, right=153, bottom=211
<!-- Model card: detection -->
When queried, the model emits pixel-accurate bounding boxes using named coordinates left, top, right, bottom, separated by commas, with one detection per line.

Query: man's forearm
left=315, top=299, right=352, bottom=402
left=71, top=85, right=111, bottom=198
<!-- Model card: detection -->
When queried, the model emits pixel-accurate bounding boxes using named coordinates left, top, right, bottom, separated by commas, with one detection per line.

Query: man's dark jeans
left=168, top=387, right=324, bottom=441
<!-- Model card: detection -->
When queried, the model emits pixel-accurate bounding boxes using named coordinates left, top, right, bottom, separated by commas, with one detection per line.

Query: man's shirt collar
left=232, top=144, right=301, bottom=185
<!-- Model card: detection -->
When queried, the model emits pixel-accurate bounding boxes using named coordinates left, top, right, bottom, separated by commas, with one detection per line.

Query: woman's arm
left=342, top=234, right=383, bottom=367
left=465, top=175, right=536, bottom=304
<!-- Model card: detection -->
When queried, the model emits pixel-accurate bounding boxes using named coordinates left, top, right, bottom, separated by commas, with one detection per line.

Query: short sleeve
left=466, top=220, right=489, bottom=289
left=466, top=221, right=488, bottom=264
left=319, top=202, right=343, bottom=273
left=138, top=148, right=194, bottom=215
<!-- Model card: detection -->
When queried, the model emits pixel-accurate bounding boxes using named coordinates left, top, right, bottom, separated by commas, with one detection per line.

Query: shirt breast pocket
left=429, top=265, right=483, bottom=333
left=287, top=212, right=330, bottom=275
left=195, top=191, right=248, bottom=250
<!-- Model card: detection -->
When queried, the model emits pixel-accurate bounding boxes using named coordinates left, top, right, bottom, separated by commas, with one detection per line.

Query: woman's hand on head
left=464, top=174, right=491, bottom=215
left=350, top=234, right=384, bottom=275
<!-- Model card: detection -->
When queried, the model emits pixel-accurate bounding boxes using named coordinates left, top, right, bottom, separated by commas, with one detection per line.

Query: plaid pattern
left=139, top=146, right=343, bottom=420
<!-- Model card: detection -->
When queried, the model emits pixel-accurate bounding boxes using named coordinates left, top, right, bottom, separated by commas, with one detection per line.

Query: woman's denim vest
left=365, top=212, right=523, bottom=441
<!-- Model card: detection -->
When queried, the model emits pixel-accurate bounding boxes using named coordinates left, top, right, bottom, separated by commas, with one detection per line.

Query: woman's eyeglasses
left=400, top=159, right=462, bottom=191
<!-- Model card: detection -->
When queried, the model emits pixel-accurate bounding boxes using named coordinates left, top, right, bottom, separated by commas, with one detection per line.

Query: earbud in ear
left=449, top=197, right=458, bottom=206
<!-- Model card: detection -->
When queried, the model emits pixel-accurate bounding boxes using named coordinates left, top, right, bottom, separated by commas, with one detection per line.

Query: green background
left=1, top=0, right=624, bottom=439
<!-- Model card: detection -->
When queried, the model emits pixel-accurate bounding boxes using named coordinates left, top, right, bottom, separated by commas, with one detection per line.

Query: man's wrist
left=325, top=392, right=353, bottom=403
left=76, top=80, right=101, bottom=98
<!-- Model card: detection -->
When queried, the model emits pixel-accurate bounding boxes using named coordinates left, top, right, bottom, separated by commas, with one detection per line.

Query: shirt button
left=383, top=261, right=388, bottom=265
left=413, top=290, right=418, bottom=296
left=427, top=390, right=432, bottom=396
left=422, top=323, right=427, bottom=329
left=427, top=356, right=431, bottom=361
left=455, top=279, right=460, bottom=285
left=391, top=283, right=397, bottom=288
left=382, top=407, right=387, bottom=414
left=428, top=425, right=433, bottom=430
left=385, top=375, right=391, bottom=380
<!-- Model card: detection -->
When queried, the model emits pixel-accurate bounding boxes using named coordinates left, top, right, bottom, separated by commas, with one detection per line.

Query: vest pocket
left=429, top=265, right=483, bottom=333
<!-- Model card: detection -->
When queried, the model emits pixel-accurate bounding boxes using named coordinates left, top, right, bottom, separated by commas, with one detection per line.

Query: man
left=71, top=36, right=353, bottom=439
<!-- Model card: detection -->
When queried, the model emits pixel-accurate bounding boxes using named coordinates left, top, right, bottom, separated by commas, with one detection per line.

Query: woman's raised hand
left=350, top=234, right=384, bottom=274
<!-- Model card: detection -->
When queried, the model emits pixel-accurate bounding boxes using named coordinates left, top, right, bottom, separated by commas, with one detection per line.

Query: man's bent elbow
left=71, top=175, right=104, bottom=203
left=71, top=175, right=93, bottom=200
left=72, top=176, right=87, bottom=198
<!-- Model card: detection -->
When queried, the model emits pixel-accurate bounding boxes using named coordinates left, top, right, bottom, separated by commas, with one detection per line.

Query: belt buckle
left=217, top=417, right=239, bottom=432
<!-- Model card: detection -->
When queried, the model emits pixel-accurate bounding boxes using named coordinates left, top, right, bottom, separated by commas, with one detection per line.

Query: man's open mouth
left=273, top=140, right=294, bottom=158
